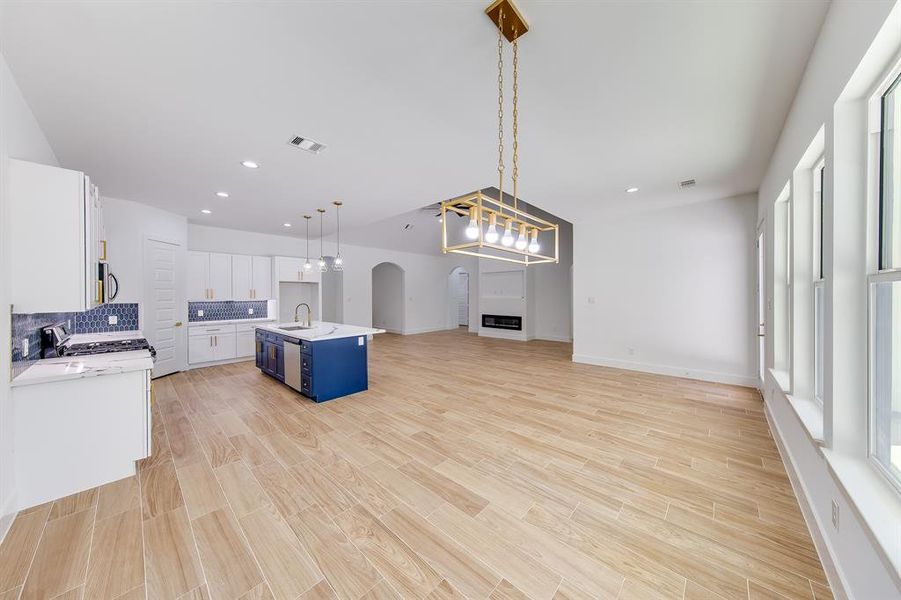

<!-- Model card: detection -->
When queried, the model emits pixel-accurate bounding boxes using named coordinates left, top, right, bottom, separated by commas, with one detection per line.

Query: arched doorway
left=371, top=262, right=405, bottom=333
left=448, top=266, right=470, bottom=329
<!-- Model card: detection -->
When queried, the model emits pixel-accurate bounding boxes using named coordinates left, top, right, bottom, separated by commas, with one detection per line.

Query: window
left=814, top=161, right=825, bottom=405
left=871, top=71, right=901, bottom=490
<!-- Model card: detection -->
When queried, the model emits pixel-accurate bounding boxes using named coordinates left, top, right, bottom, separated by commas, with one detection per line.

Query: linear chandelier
left=441, top=0, right=559, bottom=266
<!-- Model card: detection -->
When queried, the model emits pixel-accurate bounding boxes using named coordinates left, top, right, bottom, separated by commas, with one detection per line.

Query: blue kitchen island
left=255, top=321, right=384, bottom=402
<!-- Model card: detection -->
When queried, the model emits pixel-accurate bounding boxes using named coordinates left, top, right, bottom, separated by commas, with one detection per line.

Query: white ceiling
left=0, top=1, right=828, bottom=240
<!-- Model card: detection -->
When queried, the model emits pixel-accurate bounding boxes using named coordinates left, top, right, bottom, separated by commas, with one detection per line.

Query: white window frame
left=868, top=61, right=901, bottom=494
left=813, top=159, right=825, bottom=407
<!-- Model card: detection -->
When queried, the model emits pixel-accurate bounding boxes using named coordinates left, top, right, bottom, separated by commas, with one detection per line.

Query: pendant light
left=303, top=215, right=313, bottom=271
left=332, top=200, right=344, bottom=271
left=317, top=208, right=327, bottom=272
left=437, top=0, right=560, bottom=266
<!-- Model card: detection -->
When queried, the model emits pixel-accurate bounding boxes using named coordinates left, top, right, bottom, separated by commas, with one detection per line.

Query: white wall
left=188, top=224, right=479, bottom=335
left=531, top=217, right=574, bottom=342
left=572, top=194, right=758, bottom=386
left=756, top=1, right=901, bottom=598
left=0, top=52, right=59, bottom=538
left=371, top=262, right=405, bottom=333
left=103, top=196, right=188, bottom=306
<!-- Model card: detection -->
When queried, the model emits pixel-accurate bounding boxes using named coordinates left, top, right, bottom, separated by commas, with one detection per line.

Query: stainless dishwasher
left=283, top=338, right=303, bottom=392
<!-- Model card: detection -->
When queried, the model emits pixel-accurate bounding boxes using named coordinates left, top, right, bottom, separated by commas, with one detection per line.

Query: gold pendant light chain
left=497, top=8, right=505, bottom=215
left=512, top=29, right=519, bottom=212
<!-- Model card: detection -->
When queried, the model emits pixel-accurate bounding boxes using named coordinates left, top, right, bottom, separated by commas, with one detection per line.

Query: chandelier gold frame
left=441, top=190, right=559, bottom=266
left=440, top=0, right=558, bottom=266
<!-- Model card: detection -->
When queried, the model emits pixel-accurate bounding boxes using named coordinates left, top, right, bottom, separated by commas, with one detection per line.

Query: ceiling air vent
left=679, top=178, right=696, bottom=189
left=287, top=136, right=326, bottom=154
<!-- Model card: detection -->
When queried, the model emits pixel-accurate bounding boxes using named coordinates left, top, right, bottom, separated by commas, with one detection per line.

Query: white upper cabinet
left=9, top=159, right=103, bottom=312
left=251, top=256, right=272, bottom=299
left=187, top=251, right=211, bottom=301
left=231, top=254, right=253, bottom=300
left=193, top=252, right=271, bottom=301
left=208, top=253, right=232, bottom=301
left=275, top=256, right=319, bottom=283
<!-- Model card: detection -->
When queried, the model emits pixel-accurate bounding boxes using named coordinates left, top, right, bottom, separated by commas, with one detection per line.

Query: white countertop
left=255, top=321, right=385, bottom=341
left=12, top=350, right=154, bottom=387
left=188, top=317, right=276, bottom=327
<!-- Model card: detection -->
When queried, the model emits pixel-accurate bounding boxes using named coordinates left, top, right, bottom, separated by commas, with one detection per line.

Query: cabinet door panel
left=209, top=253, right=232, bottom=300
left=276, top=257, right=304, bottom=282
left=187, top=251, right=210, bottom=301
left=236, top=331, right=255, bottom=358
left=213, top=333, right=237, bottom=361
left=252, top=256, right=272, bottom=299
left=188, top=334, right=215, bottom=364
left=231, top=254, right=253, bottom=300
left=255, top=333, right=266, bottom=368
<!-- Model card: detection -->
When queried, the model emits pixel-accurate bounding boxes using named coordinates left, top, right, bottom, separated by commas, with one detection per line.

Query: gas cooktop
left=59, top=337, right=156, bottom=358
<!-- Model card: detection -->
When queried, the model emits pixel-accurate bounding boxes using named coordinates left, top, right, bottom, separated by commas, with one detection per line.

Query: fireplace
left=481, top=314, right=522, bottom=331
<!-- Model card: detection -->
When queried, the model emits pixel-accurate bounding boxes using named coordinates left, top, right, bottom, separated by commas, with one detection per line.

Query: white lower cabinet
left=213, top=332, right=237, bottom=361
left=236, top=327, right=256, bottom=358
left=189, top=323, right=265, bottom=364
left=12, top=368, right=151, bottom=510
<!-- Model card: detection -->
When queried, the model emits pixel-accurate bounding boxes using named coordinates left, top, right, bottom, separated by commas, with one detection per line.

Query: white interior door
left=456, top=273, right=469, bottom=326
left=145, top=238, right=185, bottom=378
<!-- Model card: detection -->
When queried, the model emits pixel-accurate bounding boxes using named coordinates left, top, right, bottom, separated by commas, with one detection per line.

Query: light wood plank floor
left=0, top=329, right=832, bottom=600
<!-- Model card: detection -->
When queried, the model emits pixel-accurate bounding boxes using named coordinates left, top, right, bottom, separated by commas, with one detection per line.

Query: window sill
left=769, top=368, right=791, bottom=394
left=821, top=448, right=901, bottom=585
left=785, top=395, right=825, bottom=445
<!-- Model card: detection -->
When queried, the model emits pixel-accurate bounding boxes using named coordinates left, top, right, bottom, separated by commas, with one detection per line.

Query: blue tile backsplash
left=188, top=301, right=267, bottom=322
left=10, top=303, right=140, bottom=378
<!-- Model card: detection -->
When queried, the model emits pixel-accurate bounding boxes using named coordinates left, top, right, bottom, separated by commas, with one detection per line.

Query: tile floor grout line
left=158, top=396, right=213, bottom=600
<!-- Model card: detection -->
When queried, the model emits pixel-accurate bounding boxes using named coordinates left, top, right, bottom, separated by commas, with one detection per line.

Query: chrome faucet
left=294, top=303, right=312, bottom=327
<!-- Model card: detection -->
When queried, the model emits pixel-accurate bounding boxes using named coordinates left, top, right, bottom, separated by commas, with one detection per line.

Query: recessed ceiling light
left=216, top=191, right=229, bottom=198
left=283, top=222, right=292, bottom=227
left=201, top=209, right=212, bottom=214
left=241, top=160, right=259, bottom=169
left=626, top=187, right=639, bottom=193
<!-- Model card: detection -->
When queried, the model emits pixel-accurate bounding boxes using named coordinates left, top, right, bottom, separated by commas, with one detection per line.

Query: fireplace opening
left=481, top=314, right=522, bottom=331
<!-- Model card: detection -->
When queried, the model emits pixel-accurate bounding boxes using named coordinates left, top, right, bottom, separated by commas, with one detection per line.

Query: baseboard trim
left=400, top=326, right=455, bottom=335
left=535, top=334, right=573, bottom=343
left=763, top=402, right=850, bottom=600
left=187, top=356, right=254, bottom=370
left=571, top=353, right=757, bottom=387
left=0, top=492, right=18, bottom=545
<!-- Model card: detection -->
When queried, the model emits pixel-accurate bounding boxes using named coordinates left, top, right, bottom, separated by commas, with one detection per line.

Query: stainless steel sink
left=280, top=325, right=315, bottom=331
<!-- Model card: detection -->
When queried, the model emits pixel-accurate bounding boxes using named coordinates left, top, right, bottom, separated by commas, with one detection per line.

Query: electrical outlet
left=627, top=347, right=635, bottom=356
left=831, top=500, right=839, bottom=530
left=587, top=296, right=596, bottom=304
left=248, top=308, right=254, bottom=315
left=197, top=309, right=204, bottom=317
left=108, top=315, right=118, bottom=325
left=22, top=339, right=28, bottom=357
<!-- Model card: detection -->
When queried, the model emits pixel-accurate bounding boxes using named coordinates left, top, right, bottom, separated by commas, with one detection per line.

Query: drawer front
left=301, top=354, right=313, bottom=375
left=301, top=373, right=313, bottom=397
left=189, top=324, right=236, bottom=337
left=300, top=340, right=312, bottom=354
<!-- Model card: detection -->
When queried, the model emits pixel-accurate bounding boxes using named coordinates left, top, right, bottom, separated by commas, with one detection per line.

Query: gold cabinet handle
left=175, top=321, right=183, bottom=327
left=99, top=240, right=107, bottom=261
